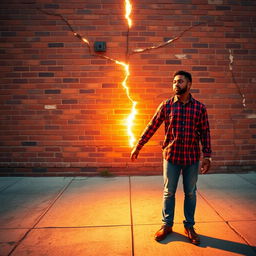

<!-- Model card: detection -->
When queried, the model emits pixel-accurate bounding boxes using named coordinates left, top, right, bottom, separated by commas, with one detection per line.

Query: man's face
left=172, top=75, right=191, bottom=95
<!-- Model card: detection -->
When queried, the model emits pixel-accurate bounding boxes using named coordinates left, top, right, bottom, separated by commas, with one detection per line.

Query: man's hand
left=130, top=148, right=140, bottom=162
left=200, top=158, right=211, bottom=174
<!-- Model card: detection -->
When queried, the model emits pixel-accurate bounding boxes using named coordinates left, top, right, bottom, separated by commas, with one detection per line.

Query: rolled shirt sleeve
left=135, top=101, right=165, bottom=151
left=199, top=105, right=212, bottom=158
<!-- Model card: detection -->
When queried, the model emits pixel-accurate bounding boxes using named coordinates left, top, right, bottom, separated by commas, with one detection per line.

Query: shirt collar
left=173, top=94, right=194, bottom=104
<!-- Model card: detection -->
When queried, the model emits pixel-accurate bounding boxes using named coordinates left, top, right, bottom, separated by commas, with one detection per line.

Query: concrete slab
left=0, top=177, right=23, bottom=192
left=130, top=176, right=163, bottom=225
left=197, top=174, right=256, bottom=221
left=0, top=177, right=72, bottom=228
left=198, top=174, right=256, bottom=189
left=131, top=176, right=223, bottom=225
left=11, top=226, right=132, bottom=256
left=37, top=177, right=131, bottom=227
left=0, top=228, right=29, bottom=256
left=229, top=220, right=256, bottom=247
left=133, top=223, right=256, bottom=256
left=0, top=174, right=255, bottom=256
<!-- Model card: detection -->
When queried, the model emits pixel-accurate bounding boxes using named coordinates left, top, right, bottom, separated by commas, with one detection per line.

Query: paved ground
left=0, top=173, right=255, bottom=256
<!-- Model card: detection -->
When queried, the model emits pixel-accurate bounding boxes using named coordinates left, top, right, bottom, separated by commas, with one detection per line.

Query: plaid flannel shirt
left=135, top=95, right=212, bottom=166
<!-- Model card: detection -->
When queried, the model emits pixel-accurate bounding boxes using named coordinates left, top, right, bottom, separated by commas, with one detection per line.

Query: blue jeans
left=162, top=159, right=199, bottom=228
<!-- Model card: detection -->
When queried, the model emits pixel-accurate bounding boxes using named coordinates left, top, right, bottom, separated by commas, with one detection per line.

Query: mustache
left=174, top=85, right=187, bottom=95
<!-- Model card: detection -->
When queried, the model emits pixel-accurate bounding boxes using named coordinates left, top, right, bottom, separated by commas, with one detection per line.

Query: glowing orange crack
left=121, top=0, right=137, bottom=147
left=38, top=1, right=137, bottom=148
left=125, top=0, right=132, bottom=28
left=75, top=0, right=137, bottom=147
left=115, top=60, right=137, bottom=147
left=77, top=0, right=137, bottom=147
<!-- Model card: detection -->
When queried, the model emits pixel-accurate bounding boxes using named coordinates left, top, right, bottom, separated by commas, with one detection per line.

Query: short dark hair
left=173, top=70, right=192, bottom=83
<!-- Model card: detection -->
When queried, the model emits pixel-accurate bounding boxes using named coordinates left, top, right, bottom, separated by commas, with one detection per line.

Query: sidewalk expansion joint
left=129, top=176, right=135, bottom=256
left=0, top=178, right=24, bottom=193
left=33, top=224, right=132, bottom=229
left=227, top=221, right=256, bottom=253
left=198, top=189, right=256, bottom=253
left=7, top=177, right=75, bottom=256
left=237, top=174, right=256, bottom=186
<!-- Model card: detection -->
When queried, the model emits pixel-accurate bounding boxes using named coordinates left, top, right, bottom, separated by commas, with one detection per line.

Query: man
left=130, top=70, right=212, bottom=245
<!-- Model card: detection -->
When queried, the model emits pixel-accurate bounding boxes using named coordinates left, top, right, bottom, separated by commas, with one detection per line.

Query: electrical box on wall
left=94, top=41, right=106, bottom=52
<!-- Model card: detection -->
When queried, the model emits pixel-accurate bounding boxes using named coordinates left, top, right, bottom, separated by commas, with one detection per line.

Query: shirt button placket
left=181, top=104, right=185, bottom=144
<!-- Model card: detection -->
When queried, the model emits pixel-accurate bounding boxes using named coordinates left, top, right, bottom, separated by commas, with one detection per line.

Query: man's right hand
left=130, top=148, right=140, bottom=162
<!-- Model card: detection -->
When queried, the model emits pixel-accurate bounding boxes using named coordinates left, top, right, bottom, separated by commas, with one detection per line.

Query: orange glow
left=73, top=32, right=90, bottom=45
left=73, top=1, right=137, bottom=147
left=115, top=60, right=137, bottom=147
left=125, top=0, right=132, bottom=28
left=119, top=0, right=137, bottom=147
left=82, top=38, right=90, bottom=45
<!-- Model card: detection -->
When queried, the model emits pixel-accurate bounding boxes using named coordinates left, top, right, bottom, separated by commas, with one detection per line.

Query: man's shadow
left=157, top=232, right=256, bottom=256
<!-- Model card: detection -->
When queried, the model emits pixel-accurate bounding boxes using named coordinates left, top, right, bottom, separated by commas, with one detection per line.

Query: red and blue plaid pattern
left=136, top=95, right=212, bottom=166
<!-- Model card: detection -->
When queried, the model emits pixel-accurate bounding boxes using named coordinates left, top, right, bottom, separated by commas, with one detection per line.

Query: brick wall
left=0, top=0, right=256, bottom=176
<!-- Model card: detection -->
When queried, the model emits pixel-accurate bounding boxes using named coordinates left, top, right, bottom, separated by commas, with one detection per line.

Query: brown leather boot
left=154, top=225, right=173, bottom=241
left=184, top=226, right=200, bottom=245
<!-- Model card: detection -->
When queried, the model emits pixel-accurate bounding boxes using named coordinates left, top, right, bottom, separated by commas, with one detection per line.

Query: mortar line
left=7, top=177, right=75, bottom=256
left=129, top=176, right=135, bottom=256
left=197, top=189, right=256, bottom=253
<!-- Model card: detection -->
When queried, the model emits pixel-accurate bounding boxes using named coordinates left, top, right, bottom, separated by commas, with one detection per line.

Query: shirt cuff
left=135, top=143, right=144, bottom=151
left=203, top=153, right=211, bottom=158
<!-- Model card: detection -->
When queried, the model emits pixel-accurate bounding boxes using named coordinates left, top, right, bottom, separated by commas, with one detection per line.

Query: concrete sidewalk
left=0, top=173, right=255, bottom=256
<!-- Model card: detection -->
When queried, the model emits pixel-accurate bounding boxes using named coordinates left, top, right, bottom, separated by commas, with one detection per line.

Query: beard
left=174, top=84, right=188, bottom=95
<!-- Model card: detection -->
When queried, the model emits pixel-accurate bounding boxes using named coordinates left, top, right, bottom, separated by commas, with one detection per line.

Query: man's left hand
left=200, top=158, right=211, bottom=174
